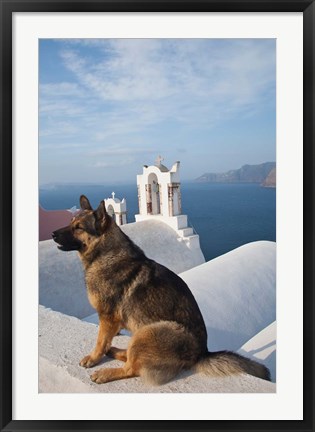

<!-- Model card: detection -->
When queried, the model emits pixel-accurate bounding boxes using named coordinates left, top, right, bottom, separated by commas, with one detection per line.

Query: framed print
left=1, top=0, right=314, bottom=431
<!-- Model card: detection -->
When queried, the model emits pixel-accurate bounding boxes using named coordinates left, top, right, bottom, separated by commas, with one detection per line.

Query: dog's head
left=52, top=195, right=112, bottom=252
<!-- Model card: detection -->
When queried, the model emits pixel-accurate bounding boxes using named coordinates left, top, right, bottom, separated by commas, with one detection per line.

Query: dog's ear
left=95, top=200, right=110, bottom=233
left=80, top=195, right=92, bottom=211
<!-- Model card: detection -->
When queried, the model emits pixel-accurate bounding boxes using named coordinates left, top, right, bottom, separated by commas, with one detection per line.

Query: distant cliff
left=261, top=167, right=276, bottom=188
left=196, top=162, right=276, bottom=187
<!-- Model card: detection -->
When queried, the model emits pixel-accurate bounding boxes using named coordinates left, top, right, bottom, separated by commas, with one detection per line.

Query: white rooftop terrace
left=39, top=235, right=276, bottom=392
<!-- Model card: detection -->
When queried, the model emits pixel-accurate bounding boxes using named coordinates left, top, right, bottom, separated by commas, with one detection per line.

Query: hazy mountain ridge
left=261, top=167, right=276, bottom=188
left=196, top=162, right=276, bottom=187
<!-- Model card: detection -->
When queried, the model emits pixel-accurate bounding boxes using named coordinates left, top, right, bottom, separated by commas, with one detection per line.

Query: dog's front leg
left=80, top=315, right=121, bottom=368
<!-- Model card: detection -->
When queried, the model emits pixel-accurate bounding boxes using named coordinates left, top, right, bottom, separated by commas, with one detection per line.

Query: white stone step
left=177, top=227, right=194, bottom=237
left=183, top=234, right=201, bottom=250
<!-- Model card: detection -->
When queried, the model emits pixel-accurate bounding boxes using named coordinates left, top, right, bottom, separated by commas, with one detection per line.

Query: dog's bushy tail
left=194, top=351, right=271, bottom=381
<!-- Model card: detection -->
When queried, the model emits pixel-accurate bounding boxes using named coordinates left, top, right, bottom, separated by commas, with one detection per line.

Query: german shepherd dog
left=52, top=195, right=270, bottom=385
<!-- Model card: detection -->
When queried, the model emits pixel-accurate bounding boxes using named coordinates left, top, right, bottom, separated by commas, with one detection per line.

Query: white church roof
left=156, top=163, right=169, bottom=172
left=39, top=219, right=206, bottom=318
left=121, top=219, right=205, bottom=273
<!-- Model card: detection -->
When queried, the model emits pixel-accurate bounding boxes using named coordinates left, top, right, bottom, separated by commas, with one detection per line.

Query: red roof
left=39, top=206, right=72, bottom=241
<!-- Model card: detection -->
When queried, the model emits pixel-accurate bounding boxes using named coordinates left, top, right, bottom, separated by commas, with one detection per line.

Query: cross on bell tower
left=155, top=155, right=164, bottom=166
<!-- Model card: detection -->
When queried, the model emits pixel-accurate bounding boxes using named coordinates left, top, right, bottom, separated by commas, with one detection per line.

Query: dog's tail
left=194, top=351, right=271, bottom=381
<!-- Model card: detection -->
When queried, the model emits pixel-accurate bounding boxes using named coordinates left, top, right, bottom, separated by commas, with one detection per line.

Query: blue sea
left=39, top=182, right=276, bottom=262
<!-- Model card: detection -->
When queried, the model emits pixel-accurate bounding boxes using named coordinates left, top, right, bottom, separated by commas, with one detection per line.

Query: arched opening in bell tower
left=107, top=204, right=116, bottom=222
left=147, top=172, right=161, bottom=215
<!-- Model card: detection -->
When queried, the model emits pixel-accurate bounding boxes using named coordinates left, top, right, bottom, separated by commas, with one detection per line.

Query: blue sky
left=39, top=38, right=276, bottom=185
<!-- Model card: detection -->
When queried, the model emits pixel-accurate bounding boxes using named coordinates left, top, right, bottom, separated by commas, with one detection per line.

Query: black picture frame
left=1, top=1, right=314, bottom=431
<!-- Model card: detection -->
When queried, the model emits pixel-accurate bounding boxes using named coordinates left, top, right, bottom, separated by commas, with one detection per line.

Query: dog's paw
left=90, top=369, right=108, bottom=384
left=79, top=354, right=100, bottom=368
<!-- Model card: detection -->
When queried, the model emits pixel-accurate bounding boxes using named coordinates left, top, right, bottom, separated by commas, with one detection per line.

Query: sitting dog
left=52, top=195, right=270, bottom=385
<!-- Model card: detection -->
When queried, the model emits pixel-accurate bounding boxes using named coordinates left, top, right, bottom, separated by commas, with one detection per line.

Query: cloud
left=83, top=40, right=272, bottom=101
left=56, top=39, right=275, bottom=130
left=39, top=82, right=86, bottom=98
left=39, top=121, right=80, bottom=138
left=59, top=40, right=174, bottom=102
left=93, top=157, right=135, bottom=168
left=40, top=142, right=87, bottom=150
left=39, top=39, right=276, bottom=183
left=90, top=146, right=158, bottom=157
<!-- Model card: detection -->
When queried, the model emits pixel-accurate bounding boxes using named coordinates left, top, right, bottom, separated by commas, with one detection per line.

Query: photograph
left=38, top=38, right=276, bottom=394
left=1, top=1, right=313, bottom=430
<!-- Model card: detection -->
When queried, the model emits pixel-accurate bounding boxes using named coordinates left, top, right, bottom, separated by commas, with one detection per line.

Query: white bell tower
left=104, top=192, right=127, bottom=226
left=136, top=155, right=181, bottom=218
left=135, top=157, right=202, bottom=250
